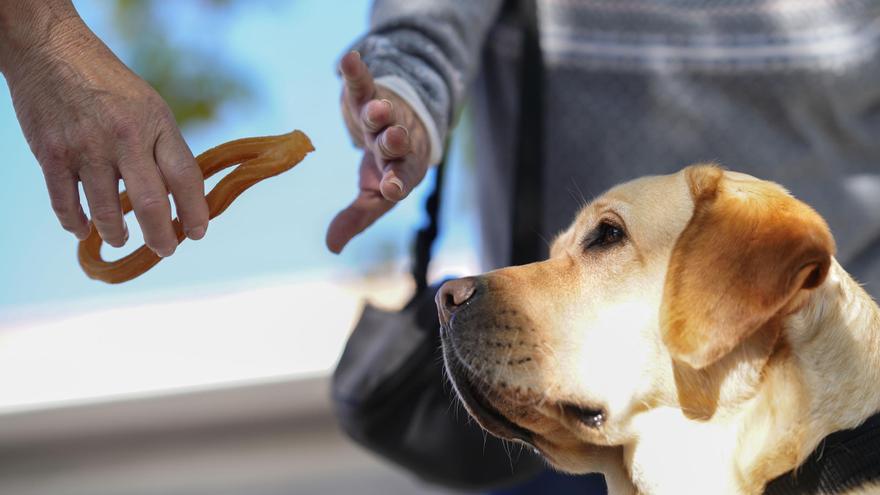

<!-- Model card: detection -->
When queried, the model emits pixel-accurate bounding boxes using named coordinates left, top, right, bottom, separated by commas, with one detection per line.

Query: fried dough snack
left=78, top=130, right=314, bottom=284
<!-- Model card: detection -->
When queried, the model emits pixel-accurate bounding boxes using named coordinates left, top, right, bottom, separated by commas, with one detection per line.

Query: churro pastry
left=78, top=130, right=314, bottom=284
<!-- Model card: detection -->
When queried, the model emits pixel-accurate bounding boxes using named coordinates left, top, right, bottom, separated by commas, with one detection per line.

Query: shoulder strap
left=411, top=156, right=447, bottom=293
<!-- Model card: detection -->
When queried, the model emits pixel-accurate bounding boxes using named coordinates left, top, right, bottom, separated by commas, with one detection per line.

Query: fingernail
left=380, top=98, right=393, bottom=115
left=186, top=225, right=207, bottom=240
left=350, top=50, right=361, bottom=61
left=387, top=177, right=404, bottom=193
left=123, top=222, right=130, bottom=243
left=155, top=246, right=175, bottom=258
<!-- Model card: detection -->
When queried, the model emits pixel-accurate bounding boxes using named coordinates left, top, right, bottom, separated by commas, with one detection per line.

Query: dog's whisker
left=501, top=438, right=515, bottom=472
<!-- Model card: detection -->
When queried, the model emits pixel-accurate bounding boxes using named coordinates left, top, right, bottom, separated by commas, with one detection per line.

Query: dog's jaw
left=440, top=328, right=536, bottom=445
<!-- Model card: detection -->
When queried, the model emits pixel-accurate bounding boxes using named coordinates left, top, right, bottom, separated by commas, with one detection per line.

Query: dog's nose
left=436, top=277, right=478, bottom=323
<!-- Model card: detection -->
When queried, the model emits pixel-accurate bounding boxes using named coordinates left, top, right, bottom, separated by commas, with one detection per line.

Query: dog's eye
left=585, top=221, right=626, bottom=250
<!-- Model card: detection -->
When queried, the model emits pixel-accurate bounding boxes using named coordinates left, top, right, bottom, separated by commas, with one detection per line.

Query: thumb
left=326, top=190, right=395, bottom=254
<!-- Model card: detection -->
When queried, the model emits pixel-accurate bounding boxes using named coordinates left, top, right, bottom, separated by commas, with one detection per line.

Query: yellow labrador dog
left=438, top=165, right=880, bottom=495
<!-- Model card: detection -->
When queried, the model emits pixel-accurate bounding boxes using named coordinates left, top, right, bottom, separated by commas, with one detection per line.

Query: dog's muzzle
left=437, top=277, right=535, bottom=444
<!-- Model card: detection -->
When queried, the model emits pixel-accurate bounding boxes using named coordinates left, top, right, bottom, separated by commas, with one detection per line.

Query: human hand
left=3, top=15, right=208, bottom=257
left=326, top=51, right=433, bottom=254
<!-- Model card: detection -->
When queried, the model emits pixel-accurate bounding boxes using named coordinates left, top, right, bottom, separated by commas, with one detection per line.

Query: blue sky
left=0, top=0, right=478, bottom=318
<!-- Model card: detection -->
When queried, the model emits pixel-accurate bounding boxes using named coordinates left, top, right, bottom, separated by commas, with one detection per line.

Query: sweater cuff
left=374, top=75, right=443, bottom=166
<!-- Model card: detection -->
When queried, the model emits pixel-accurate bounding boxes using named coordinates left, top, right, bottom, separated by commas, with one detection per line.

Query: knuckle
left=89, top=205, right=120, bottom=225
left=172, top=176, right=204, bottom=198
left=135, top=194, right=169, bottom=215
left=110, top=116, right=141, bottom=142
left=51, top=201, right=76, bottom=219
left=156, top=103, right=177, bottom=123
left=345, top=73, right=365, bottom=88
left=166, top=152, right=200, bottom=175
left=37, top=135, right=70, bottom=166
left=58, top=220, right=81, bottom=233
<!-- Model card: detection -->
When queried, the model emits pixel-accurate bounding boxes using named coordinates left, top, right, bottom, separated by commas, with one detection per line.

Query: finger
left=375, top=124, right=410, bottom=162
left=326, top=190, right=395, bottom=254
left=340, top=51, right=375, bottom=107
left=42, top=167, right=90, bottom=240
left=380, top=157, right=428, bottom=203
left=326, top=153, right=391, bottom=254
left=79, top=164, right=128, bottom=247
left=361, top=98, right=394, bottom=134
left=155, top=125, right=208, bottom=240
left=118, top=152, right=177, bottom=257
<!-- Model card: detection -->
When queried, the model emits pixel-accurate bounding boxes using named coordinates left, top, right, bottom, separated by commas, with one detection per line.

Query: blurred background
left=0, top=1, right=481, bottom=493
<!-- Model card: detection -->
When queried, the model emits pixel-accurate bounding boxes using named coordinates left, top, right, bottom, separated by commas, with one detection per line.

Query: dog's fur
left=439, top=166, right=880, bottom=494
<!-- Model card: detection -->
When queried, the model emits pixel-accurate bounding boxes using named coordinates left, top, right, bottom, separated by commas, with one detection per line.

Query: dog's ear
left=660, top=165, right=835, bottom=370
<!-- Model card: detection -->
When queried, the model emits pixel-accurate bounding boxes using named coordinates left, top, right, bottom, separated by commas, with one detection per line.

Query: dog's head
left=438, top=165, right=834, bottom=473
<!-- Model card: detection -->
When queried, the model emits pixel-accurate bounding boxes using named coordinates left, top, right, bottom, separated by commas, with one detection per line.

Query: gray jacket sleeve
left=351, top=0, right=504, bottom=149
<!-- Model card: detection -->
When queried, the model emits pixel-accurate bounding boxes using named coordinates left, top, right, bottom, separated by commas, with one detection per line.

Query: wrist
left=0, top=1, right=83, bottom=75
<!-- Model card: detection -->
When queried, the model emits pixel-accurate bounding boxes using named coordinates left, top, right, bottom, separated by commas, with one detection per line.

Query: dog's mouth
left=440, top=327, right=535, bottom=445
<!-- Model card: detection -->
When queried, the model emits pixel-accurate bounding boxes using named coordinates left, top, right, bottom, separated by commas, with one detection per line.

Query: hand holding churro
left=1, top=2, right=209, bottom=256
left=78, top=131, right=314, bottom=284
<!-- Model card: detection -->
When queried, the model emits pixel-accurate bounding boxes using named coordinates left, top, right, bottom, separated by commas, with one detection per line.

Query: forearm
left=351, top=0, right=503, bottom=160
left=0, top=0, right=83, bottom=74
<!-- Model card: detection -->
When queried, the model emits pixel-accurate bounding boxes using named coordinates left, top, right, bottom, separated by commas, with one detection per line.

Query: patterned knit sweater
left=352, top=0, right=880, bottom=292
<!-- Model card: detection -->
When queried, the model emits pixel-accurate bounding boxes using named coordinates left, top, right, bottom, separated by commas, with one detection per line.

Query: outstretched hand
left=326, top=51, right=432, bottom=254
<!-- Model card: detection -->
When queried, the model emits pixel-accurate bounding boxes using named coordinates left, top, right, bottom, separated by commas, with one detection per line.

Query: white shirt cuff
left=374, top=75, right=443, bottom=166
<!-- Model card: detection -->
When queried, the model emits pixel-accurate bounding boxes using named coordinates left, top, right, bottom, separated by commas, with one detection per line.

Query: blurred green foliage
left=111, top=0, right=250, bottom=128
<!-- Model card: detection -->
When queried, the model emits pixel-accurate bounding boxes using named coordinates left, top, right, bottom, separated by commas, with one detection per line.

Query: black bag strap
left=411, top=154, right=447, bottom=293
left=411, top=0, right=542, bottom=285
